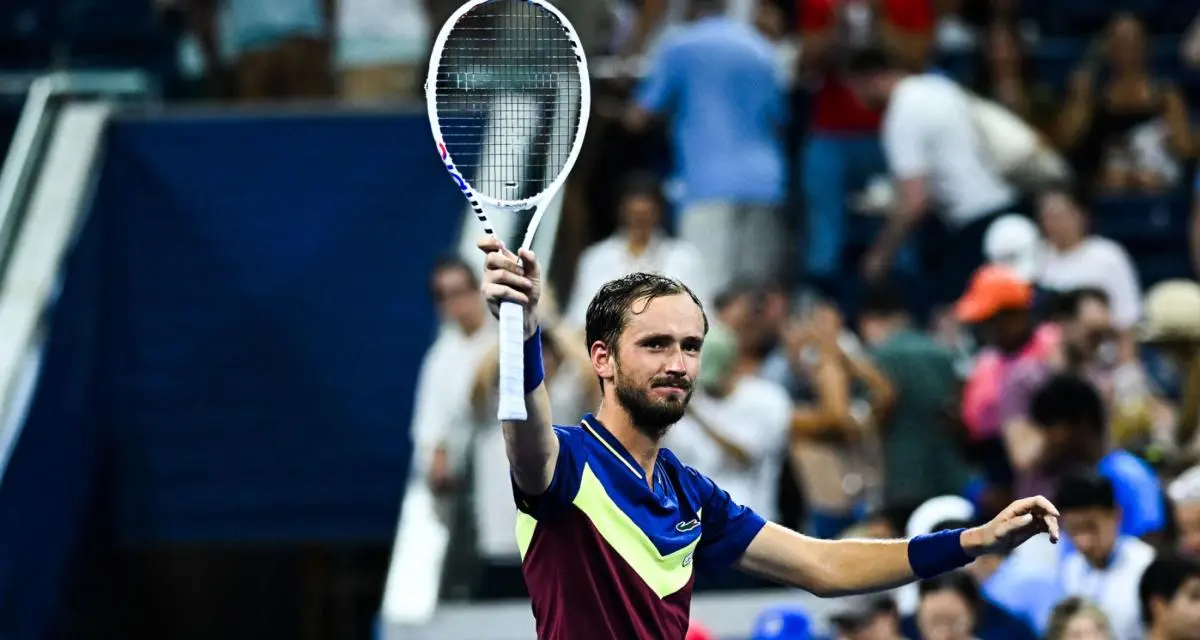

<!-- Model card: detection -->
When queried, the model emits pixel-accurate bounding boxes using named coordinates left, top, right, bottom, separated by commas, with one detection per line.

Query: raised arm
left=737, top=497, right=1060, bottom=596
left=478, top=236, right=559, bottom=496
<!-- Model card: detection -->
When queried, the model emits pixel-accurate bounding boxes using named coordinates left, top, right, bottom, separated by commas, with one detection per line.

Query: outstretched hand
left=961, top=495, right=1061, bottom=558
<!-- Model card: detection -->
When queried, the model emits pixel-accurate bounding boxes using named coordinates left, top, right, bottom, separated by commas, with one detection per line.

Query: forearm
left=1054, top=98, right=1091, bottom=149
left=845, top=353, right=895, bottom=418
left=872, top=196, right=925, bottom=260
left=789, top=358, right=851, bottom=437
left=740, top=524, right=978, bottom=597
left=739, top=526, right=917, bottom=597
left=504, top=330, right=560, bottom=495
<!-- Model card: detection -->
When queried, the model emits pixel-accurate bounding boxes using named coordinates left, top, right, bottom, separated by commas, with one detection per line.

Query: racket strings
left=433, top=0, right=583, bottom=203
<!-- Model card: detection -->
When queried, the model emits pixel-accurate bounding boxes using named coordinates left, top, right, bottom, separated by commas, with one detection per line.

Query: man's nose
left=664, top=348, right=688, bottom=375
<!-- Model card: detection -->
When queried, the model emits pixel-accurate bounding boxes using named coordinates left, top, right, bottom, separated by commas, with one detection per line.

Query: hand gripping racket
left=427, top=0, right=590, bottom=421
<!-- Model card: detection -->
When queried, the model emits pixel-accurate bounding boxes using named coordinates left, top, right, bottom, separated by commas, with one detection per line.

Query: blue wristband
left=524, top=327, right=545, bottom=393
left=908, top=528, right=973, bottom=579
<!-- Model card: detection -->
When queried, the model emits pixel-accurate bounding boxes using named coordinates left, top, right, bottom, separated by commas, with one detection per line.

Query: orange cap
left=953, top=265, right=1033, bottom=323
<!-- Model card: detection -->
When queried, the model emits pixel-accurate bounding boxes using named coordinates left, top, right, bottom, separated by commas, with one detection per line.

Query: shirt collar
left=581, top=413, right=647, bottom=480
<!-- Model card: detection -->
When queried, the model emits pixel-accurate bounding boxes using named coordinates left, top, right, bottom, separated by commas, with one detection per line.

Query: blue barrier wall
left=0, top=212, right=105, bottom=639
left=0, top=109, right=465, bottom=638
left=97, top=111, right=463, bottom=543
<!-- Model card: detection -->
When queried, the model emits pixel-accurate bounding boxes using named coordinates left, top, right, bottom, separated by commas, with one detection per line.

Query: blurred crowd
left=403, top=0, right=1200, bottom=639
left=17, top=0, right=1200, bottom=638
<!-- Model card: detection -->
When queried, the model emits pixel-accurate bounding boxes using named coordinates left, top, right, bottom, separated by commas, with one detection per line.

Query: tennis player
left=478, top=236, right=1060, bottom=640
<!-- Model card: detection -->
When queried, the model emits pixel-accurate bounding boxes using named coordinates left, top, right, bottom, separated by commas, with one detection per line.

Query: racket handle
left=497, top=301, right=528, bottom=422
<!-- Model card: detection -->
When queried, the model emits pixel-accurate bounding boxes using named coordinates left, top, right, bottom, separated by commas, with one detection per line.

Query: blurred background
left=5, top=0, right=1200, bottom=639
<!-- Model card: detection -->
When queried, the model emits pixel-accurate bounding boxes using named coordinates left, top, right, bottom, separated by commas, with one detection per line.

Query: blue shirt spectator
left=633, top=15, right=785, bottom=207
left=1097, top=449, right=1166, bottom=538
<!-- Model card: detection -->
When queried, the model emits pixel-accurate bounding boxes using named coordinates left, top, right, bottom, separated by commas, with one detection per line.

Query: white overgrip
left=497, top=301, right=527, bottom=421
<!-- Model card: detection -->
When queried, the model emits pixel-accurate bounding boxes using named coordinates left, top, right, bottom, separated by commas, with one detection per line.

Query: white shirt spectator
left=1059, top=535, right=1156, bottom=640
left=409, top=320, right=495, bottom=478
left=1039, top=237, right=1143, bottom=330
left=566, top=233, right=711, bottom=327
left=665, top=376, right=791, bottom=522
left=883, top=74, right=1019, bottom=226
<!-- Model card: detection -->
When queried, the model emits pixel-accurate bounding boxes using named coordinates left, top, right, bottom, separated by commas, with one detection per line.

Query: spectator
left=1044, top=597, right=1114, bottom=640
left=565, top=173, right=710, bottom=327
left=667, top=323, right=792, bottom=523
left=188, top=0, right=332, bottom=101
left=797, top=0, right=934, bottom=291
left=335, top=0, right=426, bottom=103
left=1167, top=466, right=1200, bottom=558
left=903, top=570, right=1036, bottom=640
left=970, top=21, right=1052, bottom=131
left=845, top=48, right=1026, bottom=303
left=1028, top=375, right=1166, bottom=539
left=1036, top=184, right=1143, bottom=349
left=716, top=282, right=792, bottom=376
left=780, top=303, right=883, bottom=538
left=954, top=265, right=1058, bottom=508
left=828, top=596, right=906, bottom=640
left=1139, top=554, right=1200, bottom=640
left=412, top=255, right=495, bottom=494
left=1056, top=471, right=1156, bottom=640
left=857, top=281, right=967, bottom=507
left=982, top=214, right=1044, bottom=284
left=1140, top=281, right=1200, bottom=456
left=1055, top=13, right=1191, bottom=194
left=627, top=0, right=787, bottom=293
left=1050, top=288, right=1157, bottom=451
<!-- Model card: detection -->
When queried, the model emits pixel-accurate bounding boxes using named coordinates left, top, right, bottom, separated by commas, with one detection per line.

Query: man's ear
left=591, top=340, right=614, bottom=381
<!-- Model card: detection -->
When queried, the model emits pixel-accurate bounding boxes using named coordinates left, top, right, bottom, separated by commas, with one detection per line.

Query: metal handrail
left=0, top=70, right=152, bottom=283
left=0, top=75, right=55, bottom=279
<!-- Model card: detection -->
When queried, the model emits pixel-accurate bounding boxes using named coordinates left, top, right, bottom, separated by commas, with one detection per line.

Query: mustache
left=651, top=377, right=692, bottom=391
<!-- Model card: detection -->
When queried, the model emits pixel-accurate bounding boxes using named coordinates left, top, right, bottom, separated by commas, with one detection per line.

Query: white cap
left=983, top=215, right=1043, bottom=283
left=1169, top=465, right=1200, bottom=506
left=1140, top=280, right=1200, bottom=343
left=906, top=495, right=976, bottom=538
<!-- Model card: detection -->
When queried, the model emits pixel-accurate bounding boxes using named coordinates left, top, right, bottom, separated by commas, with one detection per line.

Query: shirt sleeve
left=1098, top=453, right=1165, bottom=537
left=511, top=426, right=589, bottom=520
left=882, top=84, right=932, bottom=180
left=635, top=40, right=681, bottom=115
left=1102, top=241, right=1144, bottom=330
left=689, top=466, right=768, bottom=571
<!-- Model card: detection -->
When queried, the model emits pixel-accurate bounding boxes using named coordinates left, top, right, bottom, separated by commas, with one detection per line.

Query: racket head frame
left=425, top=0, right=592, bottom=228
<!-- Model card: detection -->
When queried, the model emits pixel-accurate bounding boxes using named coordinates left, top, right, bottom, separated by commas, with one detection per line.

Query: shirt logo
left=675, top=519, right=701, bottom=533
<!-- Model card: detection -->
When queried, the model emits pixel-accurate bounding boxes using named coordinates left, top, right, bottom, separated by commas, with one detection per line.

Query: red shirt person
left=798, top=0, right=933, bottom=283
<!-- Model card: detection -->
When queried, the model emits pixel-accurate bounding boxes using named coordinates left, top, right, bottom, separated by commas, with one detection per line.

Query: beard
left=613, top=369, right=693, bottom=442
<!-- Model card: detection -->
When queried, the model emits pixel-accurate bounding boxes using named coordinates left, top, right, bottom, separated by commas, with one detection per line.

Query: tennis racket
left=427, top=0, right=590, bottom=422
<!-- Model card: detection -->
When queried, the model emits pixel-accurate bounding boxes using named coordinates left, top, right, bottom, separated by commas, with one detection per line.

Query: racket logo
left=437, top=142, right=471, bottom=194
